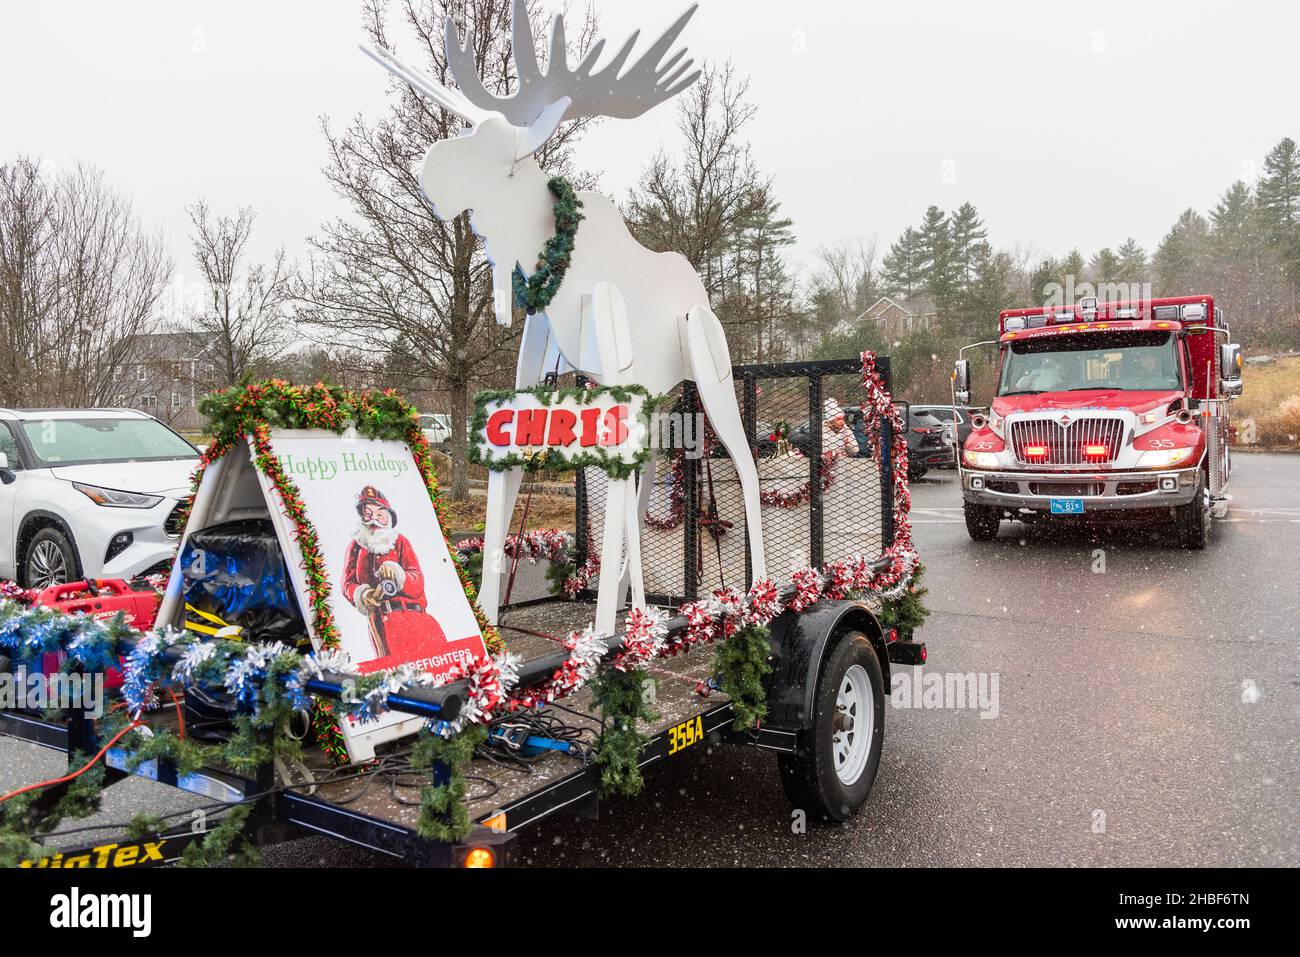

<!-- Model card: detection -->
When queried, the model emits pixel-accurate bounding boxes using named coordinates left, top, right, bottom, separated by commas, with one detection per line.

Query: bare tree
left=187, top=200, right=295, bottom=388
left=0, top=156, right=171, bottom=407
left=624, top=62, right=768, bottom=291
left=296, top=0, right=598, bottom=500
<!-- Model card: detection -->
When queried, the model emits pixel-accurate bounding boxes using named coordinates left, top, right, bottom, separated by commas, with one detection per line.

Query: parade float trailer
left=0, top=2, right=926, bottom=868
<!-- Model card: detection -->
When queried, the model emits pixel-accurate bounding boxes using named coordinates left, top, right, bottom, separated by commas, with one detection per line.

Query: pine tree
left=1256, top=138, right=1300, bottom=237
left=916, top=205, right=957, bottom=308
left=1115, top=238, right=1149, bottom=284
left=1255, top=137, right=1300, bottom=306
left=949, top=202, right=988, bottom=285
left=1153, top=209, right=1210, bottom=295
left=882, top=227, right=925, bottom=298
left=1089, top=248, right=1121, bottom=285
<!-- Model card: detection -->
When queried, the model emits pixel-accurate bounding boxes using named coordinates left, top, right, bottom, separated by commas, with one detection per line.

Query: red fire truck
left=952, top=295, right=1243, bottom=548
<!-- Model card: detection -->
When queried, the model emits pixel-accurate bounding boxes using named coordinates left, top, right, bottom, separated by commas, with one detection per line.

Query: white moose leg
left=683, top=305, right=767, bottom=583
left=478, top=312, right=553, bottom=625
left=589, top=283, right=646, bottom=634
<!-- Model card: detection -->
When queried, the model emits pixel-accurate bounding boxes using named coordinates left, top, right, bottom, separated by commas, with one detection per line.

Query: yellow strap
left=184, top=603, right=243, bottom=639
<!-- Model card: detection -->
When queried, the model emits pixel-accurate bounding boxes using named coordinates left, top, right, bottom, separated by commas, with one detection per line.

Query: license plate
left=1050, top=497, right=1085, bottom=515
left=667, top=715, right=704, bottom=756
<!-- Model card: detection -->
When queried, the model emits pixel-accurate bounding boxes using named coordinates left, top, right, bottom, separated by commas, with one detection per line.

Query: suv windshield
left=999, top=331, right=1181, bottom=395
left=21, top=418, right=198, bottom=467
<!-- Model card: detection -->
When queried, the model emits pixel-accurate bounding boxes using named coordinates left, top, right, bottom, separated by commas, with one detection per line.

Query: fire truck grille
left=1009, top=417, right=1126, bottom=466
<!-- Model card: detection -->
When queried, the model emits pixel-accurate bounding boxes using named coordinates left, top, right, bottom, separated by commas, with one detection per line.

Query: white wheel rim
left=832, top=664, right=874, bottom=785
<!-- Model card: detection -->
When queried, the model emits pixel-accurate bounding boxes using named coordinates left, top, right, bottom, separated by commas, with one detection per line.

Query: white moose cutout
left=364, top=1, right=767, bottom=631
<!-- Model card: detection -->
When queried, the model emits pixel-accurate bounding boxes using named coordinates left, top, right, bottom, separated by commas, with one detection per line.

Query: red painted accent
left=600, top=405, right=629, bottom=447
left=546, top=409, right=578, bottom=447
left=486, top=409, right=514, bottom=446
left=1132, top=421, right=1205, bottom=455
left=515, top=408, right=548, bottom=446
left=579, top=408, right=602, bottom=447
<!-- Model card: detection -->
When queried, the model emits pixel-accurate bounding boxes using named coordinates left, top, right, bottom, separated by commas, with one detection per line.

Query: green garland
left=512, top=176, right=584, bottom=315
left=0, top=752, right=108, bottom=867
left=712, top=624, right=774, bottom=731
left=195, top=380, right=502, bottom=656
left=409, top=724, right=490, bottom=842
left=589, top=668, right=659, bottom=797
left=468, top=383, right=659, bottom=480
left=877, top=563, right=930, bottom=639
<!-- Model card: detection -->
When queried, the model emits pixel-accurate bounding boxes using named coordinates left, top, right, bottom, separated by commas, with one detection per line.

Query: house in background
left=112, top=332, right=215, bottom=432
left=857, top=295, right=940, bottom=339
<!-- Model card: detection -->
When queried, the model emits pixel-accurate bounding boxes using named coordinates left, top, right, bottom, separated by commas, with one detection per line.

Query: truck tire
left=964, top=501, right=1001, bottom=541
left=22, top=526, right=78, bottom=589
left=1177, top=488, right=1210, bottom=550
left=777, top=632, right=885, bottom=823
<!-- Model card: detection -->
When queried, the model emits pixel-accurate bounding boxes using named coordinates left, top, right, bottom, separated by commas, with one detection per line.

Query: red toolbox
left=34, top=579, right=161, bottom=689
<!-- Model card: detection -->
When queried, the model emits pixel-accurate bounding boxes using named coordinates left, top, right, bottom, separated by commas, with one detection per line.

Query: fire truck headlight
left=964, top=450, right=1000, bottom=469
left=1136, top=447, right=1196, bottom=469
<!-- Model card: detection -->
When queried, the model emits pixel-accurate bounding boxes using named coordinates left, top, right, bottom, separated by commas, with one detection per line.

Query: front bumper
left=77, top=497, right=185, bottom=579
left=961, top=465, right=1201, bottom=513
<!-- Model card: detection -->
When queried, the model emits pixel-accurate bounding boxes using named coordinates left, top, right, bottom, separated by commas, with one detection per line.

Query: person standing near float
left=341, top=485, right=449, bottom=671
left=822, top=399, right=860, bottom=458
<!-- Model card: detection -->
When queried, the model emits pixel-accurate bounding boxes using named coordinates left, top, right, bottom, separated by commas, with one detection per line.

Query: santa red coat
left=341, top=530, right=450, bottom=673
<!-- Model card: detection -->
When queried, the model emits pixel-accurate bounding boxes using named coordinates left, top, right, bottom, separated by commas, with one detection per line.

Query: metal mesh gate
left=574, top=358, right=895, bottom=605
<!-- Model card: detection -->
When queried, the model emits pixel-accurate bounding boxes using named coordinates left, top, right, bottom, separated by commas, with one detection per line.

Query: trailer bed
left=305, top=598, right=738, bottom=833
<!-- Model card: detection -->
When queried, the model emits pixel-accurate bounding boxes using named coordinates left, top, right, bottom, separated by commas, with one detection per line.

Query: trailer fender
left=764, top=599, right=889, bottom=730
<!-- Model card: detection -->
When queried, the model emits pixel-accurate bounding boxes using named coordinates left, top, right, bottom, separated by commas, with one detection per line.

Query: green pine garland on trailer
left=589, top=667, right=659, bottom=797
left=409, top=724, right=490, bottom=842
left=713, top=624, right=774, bottom=731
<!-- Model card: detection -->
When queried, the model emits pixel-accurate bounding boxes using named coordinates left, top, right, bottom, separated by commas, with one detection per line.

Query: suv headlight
left=1134, top=447, right=1196, bottom=469
left=73, top=482, right=164, bottom=509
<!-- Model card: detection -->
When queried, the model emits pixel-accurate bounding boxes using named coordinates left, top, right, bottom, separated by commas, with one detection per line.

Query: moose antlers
left=445, top=0, right=702, bottom=127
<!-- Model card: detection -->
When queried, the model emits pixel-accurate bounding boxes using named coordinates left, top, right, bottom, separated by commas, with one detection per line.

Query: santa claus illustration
left=341, top=485, right=450, bottom=671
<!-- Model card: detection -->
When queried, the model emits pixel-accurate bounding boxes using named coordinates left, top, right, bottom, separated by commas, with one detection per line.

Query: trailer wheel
left=964, top=501, right=1001, bottom=541
left=1177, top=487, right=1210, bottom=550
left=778, top=632, right=885, bottom=822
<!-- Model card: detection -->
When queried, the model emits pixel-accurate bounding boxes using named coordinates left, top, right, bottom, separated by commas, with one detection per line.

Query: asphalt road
left=3, top=454, right=1296, bottom=866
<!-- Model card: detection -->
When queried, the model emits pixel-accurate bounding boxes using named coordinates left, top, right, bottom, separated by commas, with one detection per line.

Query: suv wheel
left=23, top=526, right=78, bottom=590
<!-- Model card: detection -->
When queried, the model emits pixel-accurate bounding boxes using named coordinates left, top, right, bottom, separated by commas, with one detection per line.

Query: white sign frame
left=157, top=429, right=488, bottom=762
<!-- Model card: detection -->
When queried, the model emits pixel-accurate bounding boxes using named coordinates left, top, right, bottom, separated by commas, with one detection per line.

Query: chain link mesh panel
left=573, top=358, right=894, bottom=605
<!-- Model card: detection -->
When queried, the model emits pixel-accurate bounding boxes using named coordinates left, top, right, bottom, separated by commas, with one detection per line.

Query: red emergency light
left=1023, top=444, right=1049, bottom=458
left=1083, top=443, right=1110, bottom=459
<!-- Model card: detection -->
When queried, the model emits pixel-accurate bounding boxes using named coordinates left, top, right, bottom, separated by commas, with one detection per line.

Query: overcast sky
left=3, top=0, right=1296, bottom=299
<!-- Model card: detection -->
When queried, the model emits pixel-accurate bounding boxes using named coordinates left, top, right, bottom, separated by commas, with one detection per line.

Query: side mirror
left=1220, top=343, right=1243, bottom=381
left=0, top=452, right=12, bottom=486
left=1220, top=343, right=1243, bottom=398
left=953, top=359, right=971, bottom=406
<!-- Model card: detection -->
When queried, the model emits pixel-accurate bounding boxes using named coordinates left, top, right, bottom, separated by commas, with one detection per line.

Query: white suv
left=0, top=409, right=200, bottom=588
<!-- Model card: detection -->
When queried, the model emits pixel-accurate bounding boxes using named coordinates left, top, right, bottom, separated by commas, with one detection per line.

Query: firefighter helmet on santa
left=356, top=485, right=397, bottom=526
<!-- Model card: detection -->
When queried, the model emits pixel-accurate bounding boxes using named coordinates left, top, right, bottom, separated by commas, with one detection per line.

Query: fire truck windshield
left=999, top=331, right=1182, bottom=396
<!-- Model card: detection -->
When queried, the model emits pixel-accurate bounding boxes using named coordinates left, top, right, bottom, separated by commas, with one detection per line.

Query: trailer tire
left=964, top=501, right=1001, bottom=541
left=777, top=632, right=884, bottom=822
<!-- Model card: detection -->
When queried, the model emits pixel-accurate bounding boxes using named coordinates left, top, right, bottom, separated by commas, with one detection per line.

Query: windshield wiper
left=999, top=390, right=1042, bottom=396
